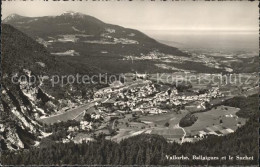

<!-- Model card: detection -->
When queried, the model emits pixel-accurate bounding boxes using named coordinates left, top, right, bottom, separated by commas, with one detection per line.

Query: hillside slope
left=3, top=12, right=226, bottom=73
left=0, top=24, right=103, bottom=150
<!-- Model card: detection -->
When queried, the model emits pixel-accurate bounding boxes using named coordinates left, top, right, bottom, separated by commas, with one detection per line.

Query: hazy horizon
left=2, top=1, right=258, bottom=32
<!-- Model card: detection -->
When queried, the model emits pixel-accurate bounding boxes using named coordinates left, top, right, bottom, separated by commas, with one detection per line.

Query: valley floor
left=37, top=72, right=258, bottom=144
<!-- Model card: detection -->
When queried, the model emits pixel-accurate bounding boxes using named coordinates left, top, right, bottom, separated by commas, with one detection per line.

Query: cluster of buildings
left=193, top=127, right=235, bottom=139
left=122, top=51, right=190, bottom=64
left=67, top=121, right=93, bottom=132
left=67, top=112, right=102, bottom=133
left=99, top=28, right=139, bottom=45
left=123, top=51, right=162, bottom=61
left=94, top=78, right=223, bottom=118
left=114, top=38, right=139, bottom=44
left=79, top=121, right=93, bottom=131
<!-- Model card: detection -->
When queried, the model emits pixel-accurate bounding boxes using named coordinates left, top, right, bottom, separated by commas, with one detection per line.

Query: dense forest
left=1, top=94, right=258, bottom=166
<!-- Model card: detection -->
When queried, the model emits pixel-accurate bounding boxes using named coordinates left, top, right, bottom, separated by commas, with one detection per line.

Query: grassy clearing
left=184, top=105, right=246, bottom=135
left=151, top=128, right=184, bottom=138
left=139, top=110, right=188, bottom=128
left=39, top=103, right=95, bottom=124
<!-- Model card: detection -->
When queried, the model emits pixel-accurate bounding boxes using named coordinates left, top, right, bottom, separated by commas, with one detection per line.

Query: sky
left=2, top=1, right=258, bottom=31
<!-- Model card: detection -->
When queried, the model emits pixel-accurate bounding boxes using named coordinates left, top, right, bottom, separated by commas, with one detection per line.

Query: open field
left=110, top=129, right=144, bottom=142
left=39, top=104, right=92, bottom=124
left=110, top=110, right=188, bottom=142
left=184, top=105, right=246, bottom=136
left=109, top=111, right=189, bottom=143
left=38, top=99, right=104, bottom=124
left=150, top=128, right=184, bottom=140
left=139, top=110, right=189, bottom=128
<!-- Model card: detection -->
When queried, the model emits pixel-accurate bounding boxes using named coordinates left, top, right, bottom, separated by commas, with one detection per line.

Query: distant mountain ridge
left=3, top=12, right=201, bottom=73
left=3, top=12, right=258, bottom=73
